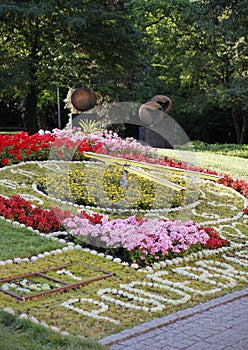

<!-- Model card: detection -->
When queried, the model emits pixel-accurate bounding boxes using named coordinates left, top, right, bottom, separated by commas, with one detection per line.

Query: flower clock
left=0, top=128, right=247, bottom=341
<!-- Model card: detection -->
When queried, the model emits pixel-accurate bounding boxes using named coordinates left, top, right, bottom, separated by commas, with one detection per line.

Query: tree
left=183, top=0, right=248, bottom=143
left=0, top=0, right=142, bottom=133
left=131, top=0, right=248, bottom=143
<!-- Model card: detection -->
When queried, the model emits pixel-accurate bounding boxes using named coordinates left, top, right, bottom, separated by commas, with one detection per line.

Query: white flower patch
left=97, top=286, right=165, bottom=312
left=200, top=211, right=244, bottom=226
left=214, top=223, right=248, bottom=239
left=170, top=262, right=237, bottom=292
left=97, top=279, right=190, bottom=313
left=19, top=194, right=44, bottom=205
left=148, top=270, right=222, bottom=296
left=206, top=188, right=236, bottom=198
left=56, top=269, right=82, bottom=281
left=191, top=209, right=220, bottom=219
left=60, top=297, right=120, bottom=325
left=1, top=279, right=51, bottom=293
left=191, top=181, right=247, bottom=226
left=0, top=179, right=27, bottom=189
left=10, top=168, right=38, bottom=178
left=195, top=260, right=248, bottom=281
left=121, top=281, right=191, bottom=306
left=222, top=250, right=248, bottom=268
left=207, top=201, right=237, bottom=211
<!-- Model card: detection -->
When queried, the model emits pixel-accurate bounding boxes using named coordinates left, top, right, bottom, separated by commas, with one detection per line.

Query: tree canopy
left=0, top=0, right=142, bottom=133
left=0, top=0, right=247, bottom=143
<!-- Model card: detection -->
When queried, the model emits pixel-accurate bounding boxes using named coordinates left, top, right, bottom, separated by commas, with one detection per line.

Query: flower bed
left=1, top=129, right=248, bottom=203
left=0, top=129, right=247, bottom=341
left=0, top=128, right=247, bottom=267
left=35, top=164, right=198, bottom=211
left=0, top=194, right=228, bottom=266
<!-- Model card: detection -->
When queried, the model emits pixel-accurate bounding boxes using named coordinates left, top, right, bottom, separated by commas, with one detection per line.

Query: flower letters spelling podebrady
left=61, top=251, right=248, bottom=324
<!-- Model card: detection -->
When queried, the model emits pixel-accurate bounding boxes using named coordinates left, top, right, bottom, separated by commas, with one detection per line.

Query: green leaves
left=0, top=0, right=142, bottom=132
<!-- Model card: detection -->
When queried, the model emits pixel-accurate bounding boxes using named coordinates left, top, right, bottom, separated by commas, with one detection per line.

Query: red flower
left=57, top=150, right=63, bottom=159
left=1, top=158, right=9, bottom=166
left=242, top=207, right=248, bottom=215
left=202, top=226, right=229, bottom=249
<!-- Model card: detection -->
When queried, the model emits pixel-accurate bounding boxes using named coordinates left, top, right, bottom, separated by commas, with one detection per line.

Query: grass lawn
left=157, top=148, right=248, bottom=181
left=0, top=310, right=104, bottom=350
left=0, top=221, right=66, bottom=261
left=180, top=141, right=248, bottom=158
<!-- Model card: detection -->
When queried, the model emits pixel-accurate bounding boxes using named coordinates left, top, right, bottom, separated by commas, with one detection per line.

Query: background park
left=0, top=1, right=247, bottom=349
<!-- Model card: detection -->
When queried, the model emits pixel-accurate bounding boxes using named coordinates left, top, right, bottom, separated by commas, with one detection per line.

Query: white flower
left=30, top=256, right=38, bottom=262
left=30, top=316, right=40, bottom=325
left=90, top=250, right=98, bottom=255
left=20, top=314, right=28, bottom=319
left=105, top=255, right=113, bottom=261
left=130, top=263, right=139, bottom=269
left=3, top=308, right=15, bottom=315
left=6, top=259, right=13, bottom=264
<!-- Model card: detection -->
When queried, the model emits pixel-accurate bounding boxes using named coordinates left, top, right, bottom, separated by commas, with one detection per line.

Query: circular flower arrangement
left=0, top=128, right=248, bottom=340
left=1, top=128, right=246, bottom=267
left=35, top=162, right=199, bottom=212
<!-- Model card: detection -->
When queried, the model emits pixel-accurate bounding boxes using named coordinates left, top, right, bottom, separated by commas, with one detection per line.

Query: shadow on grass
left=0, top=310, right=105, bottom=350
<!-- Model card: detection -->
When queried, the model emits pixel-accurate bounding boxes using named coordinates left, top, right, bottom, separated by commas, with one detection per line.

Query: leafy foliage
left=0, top=0, right=142, bottom=132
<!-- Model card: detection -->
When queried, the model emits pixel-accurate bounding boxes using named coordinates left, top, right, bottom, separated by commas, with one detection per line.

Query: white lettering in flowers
left=56, top=269, right=82, bottom=281
left=97, top=280, right=190, bottom=313
left=171, top=260, right=248, bottom=293
left=60, top=298, right=120, bottom=325
left=10, top=168, right=38, bottom=178
left=59, top=258, right=248, bottom=324
left=147, top=269, right=222, bottom=295
left=195, top=260, right=248, bottom=280
left=216, top=223, right=248, bottom=239
left=0, top=179, right=27, bottom=189
left=218, top=252, right=248, bottom=271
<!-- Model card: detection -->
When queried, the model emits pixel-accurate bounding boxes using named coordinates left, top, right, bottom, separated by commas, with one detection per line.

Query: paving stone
left=105, top=289, right=248, bottom=350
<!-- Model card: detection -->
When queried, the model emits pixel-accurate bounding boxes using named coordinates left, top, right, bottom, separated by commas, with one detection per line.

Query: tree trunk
left=22, top=18, right=41, bottom=134
left=22, top=63, right=39, bottom=134
left=232, top=109, right=248, bottom=144
left=240, top=112, right=248, bottom=144
left=232, top=108, right=241, bottom=143
left=37, top=112, right=48, bottom=130
left=22, top=85, right=38, bottom=134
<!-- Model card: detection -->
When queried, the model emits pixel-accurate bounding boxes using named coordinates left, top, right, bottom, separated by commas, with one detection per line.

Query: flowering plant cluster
left=0, top=128, right=158, bottom=167
left=0, top=194, right=228, bottom=265
left=0, top=131, right=54, bottom=166
left=242, top=206, right=248, bottom=215
left=36, top=167, right=96, bottom=206
left=219, top=174, right=248, bottom=198
left=49, top=128, right=158, bottom=161
left=1, top=128, right=248, bottom=205
left=61, top=129, right=247, bottom=200
left=0, top=195, right=70, bottom=233
left=0, top=194, right=105, bottom=234
left=62, top=214, right=229, bottom=266
left=201, top=226, right=229, bottom=250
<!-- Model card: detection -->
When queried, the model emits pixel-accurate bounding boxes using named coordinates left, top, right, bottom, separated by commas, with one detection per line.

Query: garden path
left=101, top=287, right=248, bottom=350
